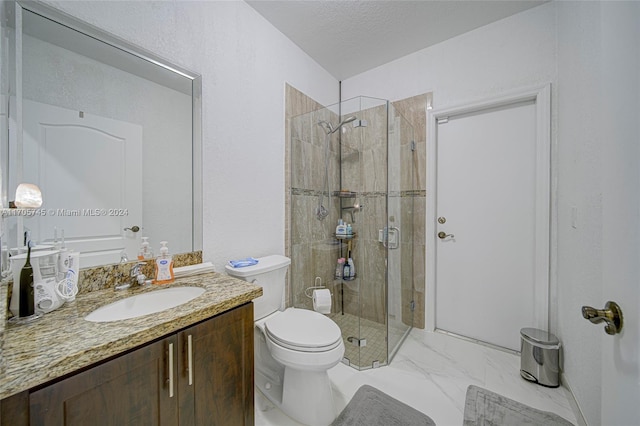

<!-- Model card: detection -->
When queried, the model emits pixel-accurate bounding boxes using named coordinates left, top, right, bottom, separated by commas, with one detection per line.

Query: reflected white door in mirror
left=21, top=99, right=142, bottom=267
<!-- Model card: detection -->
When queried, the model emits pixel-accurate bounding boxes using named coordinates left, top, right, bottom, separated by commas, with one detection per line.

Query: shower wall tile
left=291, top=141, right=340, bottom=192
left=359, top=240, right=387, bottom=324
left=392, top=94, right=427, bottom=144
left=360, top=106, right=388, bottom=194
left=413, top=242, right=426, bottom=294
left=286, top=84, right=334, bottom=306
left=414, top=141, right=427, bottom=191
left=341, top=144, right=361, bottom=193
left=398, top=196, right=425, bottom=245
left=358, top=194, right=386, bottom=242
left=362, top=145, right=388, bottom=193
left=393, top=94, right=428, bottom=191
left=361, top=106, right=387, bottom=150
left=341, top=283, right=360, bottom=317
left=290, top=243, right=312, bottom=308
left=414, top=196, right=426, bottom=246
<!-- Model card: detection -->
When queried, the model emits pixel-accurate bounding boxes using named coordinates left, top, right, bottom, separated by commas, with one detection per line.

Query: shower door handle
left=379, top=226, right=400, bottom=249
left=388, top=227, right=400, bottom=249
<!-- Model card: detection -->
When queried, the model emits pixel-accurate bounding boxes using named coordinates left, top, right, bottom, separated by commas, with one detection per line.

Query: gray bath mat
left=332, top=384, right=436, bottom=425
left=463, top=385, right=574, bottom=425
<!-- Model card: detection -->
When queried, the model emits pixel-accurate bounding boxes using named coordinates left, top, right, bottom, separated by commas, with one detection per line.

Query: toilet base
left=281, top=367, right=337, bottom=426
left=256, top=367, right=337, bottom=426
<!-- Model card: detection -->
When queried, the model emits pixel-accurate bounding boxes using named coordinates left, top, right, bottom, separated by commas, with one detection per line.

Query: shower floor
left=328, top=312, right=409, bottom=369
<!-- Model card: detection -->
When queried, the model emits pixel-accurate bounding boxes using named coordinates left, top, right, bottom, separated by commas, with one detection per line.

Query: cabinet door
left=29, top=336, right=178, bottom=426
left=179, top=303, right=254, bottom=426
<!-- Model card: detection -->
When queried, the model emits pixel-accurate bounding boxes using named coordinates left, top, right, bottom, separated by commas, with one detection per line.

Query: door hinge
left=437, top=117, right=449, bottom=125
left=347, top=336, right=367, bottom=347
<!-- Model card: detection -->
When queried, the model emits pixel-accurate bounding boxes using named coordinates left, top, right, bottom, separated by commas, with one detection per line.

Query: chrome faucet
left=115, top=262, right=148, bottom=291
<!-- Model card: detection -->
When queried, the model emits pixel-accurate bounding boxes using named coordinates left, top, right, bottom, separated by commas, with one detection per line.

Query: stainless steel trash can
left=520, top=328, right=560, bottom=388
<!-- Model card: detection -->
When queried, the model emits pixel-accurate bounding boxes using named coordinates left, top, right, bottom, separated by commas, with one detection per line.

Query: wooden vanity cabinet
left=177, top=301, right=254, bottom=426
left=2, top=302, right=254, bottom=426
left=29, top=335, right=179, bottom=425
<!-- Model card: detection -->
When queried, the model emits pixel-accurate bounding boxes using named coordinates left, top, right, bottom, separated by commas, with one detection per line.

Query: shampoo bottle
left=347, top=258, right=355, bottom=279
left=343, top=261, right=351, bottom=280
left=154, top=241, right=174, bottom=284
left=335, top=258, right=345, bottom=279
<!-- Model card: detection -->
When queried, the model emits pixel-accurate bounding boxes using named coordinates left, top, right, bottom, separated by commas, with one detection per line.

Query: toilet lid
left=265, top=308, right=342, bottom=352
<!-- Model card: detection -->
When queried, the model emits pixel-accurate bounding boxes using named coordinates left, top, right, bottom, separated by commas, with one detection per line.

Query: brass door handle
left=582, top=301, right=623, bottom=335
left=438, top=231, right=454, bottom=239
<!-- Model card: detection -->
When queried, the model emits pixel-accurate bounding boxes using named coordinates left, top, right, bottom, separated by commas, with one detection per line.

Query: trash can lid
left=520, top=328, right=559, bottom=345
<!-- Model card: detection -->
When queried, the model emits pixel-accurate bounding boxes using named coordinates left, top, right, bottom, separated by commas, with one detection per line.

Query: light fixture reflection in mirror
left=13, top=183, right=42, bottom=208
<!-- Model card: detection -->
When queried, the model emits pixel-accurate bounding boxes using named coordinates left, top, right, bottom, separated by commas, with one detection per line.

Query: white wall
left=43, top=0, right=339, bottom=270
left=556, top=2, right=603, bottom=422
left=341, top=3, right=556, bottom=107
left=558, top=2, right=640, bottom=424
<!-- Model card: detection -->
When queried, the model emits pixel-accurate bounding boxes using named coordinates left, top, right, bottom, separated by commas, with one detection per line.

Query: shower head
left=317, top=116, right=358, bottom=134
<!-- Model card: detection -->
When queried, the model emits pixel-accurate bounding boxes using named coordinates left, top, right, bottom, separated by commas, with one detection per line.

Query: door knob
left=124, top=226, right=140, bottom=233
left=438, top=231, right=454, bottom=239
left=581, top=301, right=623, bottom=335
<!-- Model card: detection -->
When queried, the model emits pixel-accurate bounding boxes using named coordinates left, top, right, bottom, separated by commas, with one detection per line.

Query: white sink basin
left=85, top=286, right=205, bottom=322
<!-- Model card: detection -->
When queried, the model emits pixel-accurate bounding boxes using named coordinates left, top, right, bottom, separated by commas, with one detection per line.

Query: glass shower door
left=288, top=95, right=414, bottom=371
left=387, top=103, right=415, bottom=361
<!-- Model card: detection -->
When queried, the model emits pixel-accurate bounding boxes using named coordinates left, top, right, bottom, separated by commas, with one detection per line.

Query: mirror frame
left=7, top=0, right=203, bottom=257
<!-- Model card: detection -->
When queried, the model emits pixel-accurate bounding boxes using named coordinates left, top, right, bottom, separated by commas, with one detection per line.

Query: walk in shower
left=289, top=96, right=418, bottom=370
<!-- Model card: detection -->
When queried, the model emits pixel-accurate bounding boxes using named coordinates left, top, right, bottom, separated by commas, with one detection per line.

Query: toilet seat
left=265, top=308, right=342, bottom=353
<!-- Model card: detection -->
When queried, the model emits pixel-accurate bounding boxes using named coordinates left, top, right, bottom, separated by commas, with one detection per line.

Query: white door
left=599, top=2, right=639, bottom=422
left=22, top=100, right=142, bottom=267
left=429, top=87, right=550, bottom=351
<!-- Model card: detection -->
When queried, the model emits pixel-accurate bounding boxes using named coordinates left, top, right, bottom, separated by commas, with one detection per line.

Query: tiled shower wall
left=284, top=84, right=339, bottom=310
left=339, top=104, right=388, bottom=324
left=285, top=84, right=428, bottom=329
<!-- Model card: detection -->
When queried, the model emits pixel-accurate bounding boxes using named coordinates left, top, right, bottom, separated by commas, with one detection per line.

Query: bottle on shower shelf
left=347, top=257, right=355, bottom=279
left=343, top=260, right=351, bottom=280
left=335, top=258, right=345, bottom=279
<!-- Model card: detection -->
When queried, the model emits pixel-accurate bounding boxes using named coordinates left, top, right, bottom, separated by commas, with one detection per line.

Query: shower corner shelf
left=334, top=190, right=357, bottom=198
left=333, top=232, right=356, bottom=240
left=335, top=274, right=357, bottom=281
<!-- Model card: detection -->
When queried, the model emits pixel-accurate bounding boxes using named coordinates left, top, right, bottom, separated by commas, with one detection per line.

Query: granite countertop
left=0, top=272, right=262, bottom=400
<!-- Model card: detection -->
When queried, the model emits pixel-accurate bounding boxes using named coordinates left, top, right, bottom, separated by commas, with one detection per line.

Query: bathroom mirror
left=1, top=1, right=202, bottom=268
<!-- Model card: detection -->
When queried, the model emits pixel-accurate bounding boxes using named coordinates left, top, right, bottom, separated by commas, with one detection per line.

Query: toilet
left=225, top=255, right=344, bottom=426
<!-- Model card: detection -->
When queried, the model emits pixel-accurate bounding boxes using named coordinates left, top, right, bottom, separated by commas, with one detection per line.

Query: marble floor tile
left=255, top=328, right=578, bottom=426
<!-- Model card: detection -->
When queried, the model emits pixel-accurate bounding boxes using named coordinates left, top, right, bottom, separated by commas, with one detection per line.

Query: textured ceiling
left=246, top=0, right=547, bottom=80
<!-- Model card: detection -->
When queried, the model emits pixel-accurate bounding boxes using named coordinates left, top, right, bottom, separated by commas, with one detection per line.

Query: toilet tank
left=225, top=255, right=291, bottom=320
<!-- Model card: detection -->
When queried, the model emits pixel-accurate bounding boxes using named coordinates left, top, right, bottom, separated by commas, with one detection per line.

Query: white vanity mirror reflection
left=1, top=1, right=202, bottom=269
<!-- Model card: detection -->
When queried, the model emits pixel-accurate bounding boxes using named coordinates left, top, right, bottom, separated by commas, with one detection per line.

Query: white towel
left=173, top=262, right=215, bottom=278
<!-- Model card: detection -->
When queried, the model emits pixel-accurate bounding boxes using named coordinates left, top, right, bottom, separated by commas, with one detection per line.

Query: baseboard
left=561, top=372, right=588, bottom=426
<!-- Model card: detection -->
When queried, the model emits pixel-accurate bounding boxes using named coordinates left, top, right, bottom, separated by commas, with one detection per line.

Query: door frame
left=426, top=84, right=552, bottom=334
